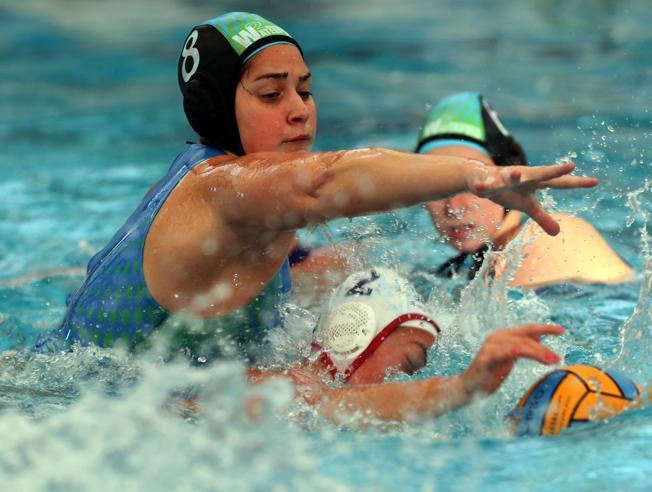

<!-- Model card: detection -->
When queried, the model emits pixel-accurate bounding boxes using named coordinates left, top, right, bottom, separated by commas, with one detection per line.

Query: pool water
left=1, top=0, right=652, bottom=490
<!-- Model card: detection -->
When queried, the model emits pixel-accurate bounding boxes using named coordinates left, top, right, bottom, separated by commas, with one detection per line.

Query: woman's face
left=424, top=146, right=505, bottom=253
left=235, top=44, right=317, bottom=154
left=426, top=193, right=506, bottom=253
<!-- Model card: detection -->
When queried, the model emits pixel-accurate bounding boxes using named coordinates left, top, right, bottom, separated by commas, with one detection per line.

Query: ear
left=183, top=77, right=217, bottom=130
left=182, top=76, right=242, bottom=154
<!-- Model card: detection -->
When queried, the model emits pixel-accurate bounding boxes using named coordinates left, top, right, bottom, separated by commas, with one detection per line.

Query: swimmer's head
left=416, top=92, right=527, bottom=166
left=178, top=12, right=303, bottom=155
left=418, top=93, right=526, bottom=252
left=312, top=268, right=440, bottom=383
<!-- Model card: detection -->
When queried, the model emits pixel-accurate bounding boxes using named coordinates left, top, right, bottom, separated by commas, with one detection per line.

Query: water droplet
left=202, top=237, right=219, bottom=256
left=334, top=191, right=350, bottom=208
left=212, top=282, right=233, bottom=302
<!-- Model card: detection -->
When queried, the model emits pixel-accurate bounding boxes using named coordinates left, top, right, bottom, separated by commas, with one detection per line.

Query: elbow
left=290, top=166, right=342, bottom=225
left=299, top=193, right=356, bottom=225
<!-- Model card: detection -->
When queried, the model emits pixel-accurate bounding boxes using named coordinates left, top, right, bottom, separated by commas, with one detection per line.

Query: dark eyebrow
left=254, top=72, right=287, bottom=81
left=253, top=72, right=312, bottom=82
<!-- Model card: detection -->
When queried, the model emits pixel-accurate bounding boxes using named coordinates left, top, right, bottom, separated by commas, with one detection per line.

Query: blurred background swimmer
left=417, top=92, right=634, bottom=288
left=251, top=267, right=567, bottom=424
left=33, top=13, right=597, bottom=364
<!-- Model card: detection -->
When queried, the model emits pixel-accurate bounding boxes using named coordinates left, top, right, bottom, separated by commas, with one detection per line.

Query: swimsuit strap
left=434, top=244, right=490, bottom=280
left=467, top=244, right=490, bottom=280
left=434, top=251, right=469, bottom=278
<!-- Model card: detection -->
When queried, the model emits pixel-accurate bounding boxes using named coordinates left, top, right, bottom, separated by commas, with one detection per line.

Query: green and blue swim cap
left=178, top=12, right=302, bottom=155
left=416, top=92, right=527, bottom=166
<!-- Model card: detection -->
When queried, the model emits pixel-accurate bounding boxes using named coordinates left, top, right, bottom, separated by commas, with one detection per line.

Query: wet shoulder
left=516, top=213, right=634, bottom=286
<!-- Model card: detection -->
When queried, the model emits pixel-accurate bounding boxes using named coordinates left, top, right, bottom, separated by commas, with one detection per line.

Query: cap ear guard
left=177, top=23, right=245, bottom=155
left=480, top=96, right=527, bottom=166
left=491, top=136, right=527, bottom=166
left=182, top=74, right=244, bottom=155
left=182, top=77, right=217, bottom=136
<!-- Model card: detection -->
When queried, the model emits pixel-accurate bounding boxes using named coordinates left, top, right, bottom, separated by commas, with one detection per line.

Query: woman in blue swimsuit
left=45, top=12, right=596, bottom=366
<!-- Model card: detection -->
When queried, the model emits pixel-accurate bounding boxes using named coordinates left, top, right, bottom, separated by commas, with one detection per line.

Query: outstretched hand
left=461, top=324, right=565, bottom=397
left=467, top=162, right=598, bottom=235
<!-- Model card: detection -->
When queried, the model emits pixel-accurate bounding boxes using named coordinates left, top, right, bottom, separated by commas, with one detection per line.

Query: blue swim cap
left=178, top=12, right=303, bottom=155
left=416, top=92, right=527, bottom=166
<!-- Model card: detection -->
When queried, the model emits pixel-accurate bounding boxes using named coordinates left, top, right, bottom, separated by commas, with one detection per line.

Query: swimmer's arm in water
left=265, top=324, right=564, bottom=423
left=207, top=149, right=597, bottom=235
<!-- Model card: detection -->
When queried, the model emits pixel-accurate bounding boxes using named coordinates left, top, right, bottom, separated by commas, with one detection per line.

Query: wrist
left=462, top=159, right=493, bottom=193
left=456, top=372, right=479, bottom=403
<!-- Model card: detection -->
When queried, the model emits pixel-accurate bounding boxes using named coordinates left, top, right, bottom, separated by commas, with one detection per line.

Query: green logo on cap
left=419, top=93, right=486, bottom=143
left=208, top=12, right=291, bottom=56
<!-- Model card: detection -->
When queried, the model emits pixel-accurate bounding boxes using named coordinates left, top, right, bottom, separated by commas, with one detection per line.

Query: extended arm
left=144, top=147, right=595, bottom=315
left=265, top=324, right=564, bottom=423
left=210, top=148, right=596, bottom=234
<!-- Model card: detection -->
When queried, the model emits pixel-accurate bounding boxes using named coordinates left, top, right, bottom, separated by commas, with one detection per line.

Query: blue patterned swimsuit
left=37, top=144, right=291, bottom=360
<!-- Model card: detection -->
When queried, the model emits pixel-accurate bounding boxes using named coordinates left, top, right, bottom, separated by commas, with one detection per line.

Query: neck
left=491, top=210, right=524, bottom=250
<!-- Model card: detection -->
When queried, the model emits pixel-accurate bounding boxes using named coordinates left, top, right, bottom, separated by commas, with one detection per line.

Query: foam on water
left=0, top=347, right=343, bottom=491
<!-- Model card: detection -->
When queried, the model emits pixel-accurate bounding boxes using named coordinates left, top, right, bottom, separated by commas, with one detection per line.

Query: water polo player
left=41, top=12, right=596, bottom=361
left=250, top=268, right=566, bottom=423
left=417, top=92, right=633, bottom=287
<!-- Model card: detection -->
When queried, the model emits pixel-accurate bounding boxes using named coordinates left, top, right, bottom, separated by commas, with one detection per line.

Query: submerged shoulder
left=515, top=213, right=634, bottom=287
left=524, top=213, right=608, bottom=247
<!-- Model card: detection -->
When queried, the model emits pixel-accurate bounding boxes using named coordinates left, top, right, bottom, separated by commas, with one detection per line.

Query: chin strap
left=435, top=209, right=516, bottom=281
left=434, top=244, right=490, bottom=280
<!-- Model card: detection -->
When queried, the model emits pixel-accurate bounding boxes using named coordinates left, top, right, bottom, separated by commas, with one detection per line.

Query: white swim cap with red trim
left=313, top=268, right=440, bottom=379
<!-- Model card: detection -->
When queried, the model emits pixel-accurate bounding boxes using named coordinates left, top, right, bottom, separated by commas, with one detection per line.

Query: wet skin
left=235, top=44, right=317, bottom=154
left=424, top=146, right=506, bottom=253
left=344, top=327, right=437, bottom=385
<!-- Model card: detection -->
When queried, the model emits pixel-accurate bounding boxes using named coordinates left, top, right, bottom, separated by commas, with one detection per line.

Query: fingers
left=506, top=336, right=561, bottom=364
left=465, top=325, right=564, bottom=396
left=469, top=167, right=519, bottom=194
left=488, top=324, right=564, bottom=364
left=505, top=323, right=566, bottom=338
left=526, top=162, right=576, bottom=182
left=505, top=168, right=522, bottom=185
left=526, top=162, right=598, bottom=190
left=481, top=333, right=560, bottom=369
left=524, top=201, right=561, bottom=236
left=537, top=175, right=599, bottom=189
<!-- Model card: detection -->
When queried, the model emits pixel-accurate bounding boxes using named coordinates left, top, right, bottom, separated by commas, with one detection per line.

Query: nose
left=287, top=92, right=310, bottom=124
left=443, top=194, right=469, bottom=218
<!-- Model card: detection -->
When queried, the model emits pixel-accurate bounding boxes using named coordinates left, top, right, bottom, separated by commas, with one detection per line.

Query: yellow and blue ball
left=509, top=364, right=642, bottom=436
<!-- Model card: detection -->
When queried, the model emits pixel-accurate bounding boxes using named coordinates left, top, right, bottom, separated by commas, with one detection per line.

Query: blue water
left=1, top=0, right=652, bottom=490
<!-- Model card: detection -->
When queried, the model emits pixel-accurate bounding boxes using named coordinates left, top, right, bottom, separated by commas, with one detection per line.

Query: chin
left=449, top=238, right=483, bottom=254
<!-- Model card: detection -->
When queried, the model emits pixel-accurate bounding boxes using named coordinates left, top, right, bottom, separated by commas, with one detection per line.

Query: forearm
left=248, top=368, right=480, bottom=423
left=213, top=148, right=484, bottom=230
left=318, top=374, right=474, bottom=423
left=309, top=148, right=483, bottom=222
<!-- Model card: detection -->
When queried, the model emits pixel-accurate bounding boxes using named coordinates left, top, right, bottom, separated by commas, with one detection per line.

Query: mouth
left=446, top=224, right=474, bottom=240
left=283, top=134, right=311, bottom=144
